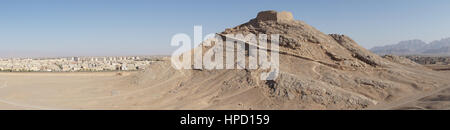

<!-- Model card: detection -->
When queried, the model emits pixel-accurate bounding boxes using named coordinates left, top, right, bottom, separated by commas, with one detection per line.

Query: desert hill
left=124, top=10, right=450, bottom=109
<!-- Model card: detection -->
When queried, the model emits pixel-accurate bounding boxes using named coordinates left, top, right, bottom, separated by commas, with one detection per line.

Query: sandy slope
left=389, top=71, right=450, bottom=110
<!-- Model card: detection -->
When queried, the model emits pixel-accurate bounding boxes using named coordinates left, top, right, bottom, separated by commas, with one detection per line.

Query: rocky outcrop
left=330, top=34, right=386, bottom=67
left=382, top=55, right=421, bottom=66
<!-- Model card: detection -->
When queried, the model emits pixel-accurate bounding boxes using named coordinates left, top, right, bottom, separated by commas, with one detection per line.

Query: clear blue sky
left=1, top=0, right=450, bottom=57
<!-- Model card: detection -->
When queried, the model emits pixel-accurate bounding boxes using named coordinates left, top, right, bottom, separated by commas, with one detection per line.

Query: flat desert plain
left=0, top=72, right=147, bottom=110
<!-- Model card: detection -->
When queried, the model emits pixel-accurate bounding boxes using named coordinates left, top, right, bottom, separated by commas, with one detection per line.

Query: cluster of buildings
left=0, top=56, right=162, bottom=72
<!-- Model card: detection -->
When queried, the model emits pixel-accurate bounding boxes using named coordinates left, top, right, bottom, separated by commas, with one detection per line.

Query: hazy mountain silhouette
left=370, top=38, right=450, bottom=55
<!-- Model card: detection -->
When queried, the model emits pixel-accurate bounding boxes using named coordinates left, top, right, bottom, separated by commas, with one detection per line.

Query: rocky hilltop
left=128, top=11, right=450, bottom=109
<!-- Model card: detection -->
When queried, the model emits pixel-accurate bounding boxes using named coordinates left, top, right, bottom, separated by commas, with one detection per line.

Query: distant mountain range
left=370, top=38, right=450, bottom=56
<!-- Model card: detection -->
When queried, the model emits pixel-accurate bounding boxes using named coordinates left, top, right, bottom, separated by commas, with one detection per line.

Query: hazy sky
left=1, top=0, right=450, bottom=57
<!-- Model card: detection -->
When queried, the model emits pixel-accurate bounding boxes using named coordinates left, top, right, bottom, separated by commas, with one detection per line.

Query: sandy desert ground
left=0, top=72, right=144, bottom=109
left=389, top=71, right=450, bottom=110
left=0, top=70, right=449, bottom=110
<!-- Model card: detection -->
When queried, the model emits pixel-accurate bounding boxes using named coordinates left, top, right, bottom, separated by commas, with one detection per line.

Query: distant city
left=0, top=56, right=164, bottom=72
